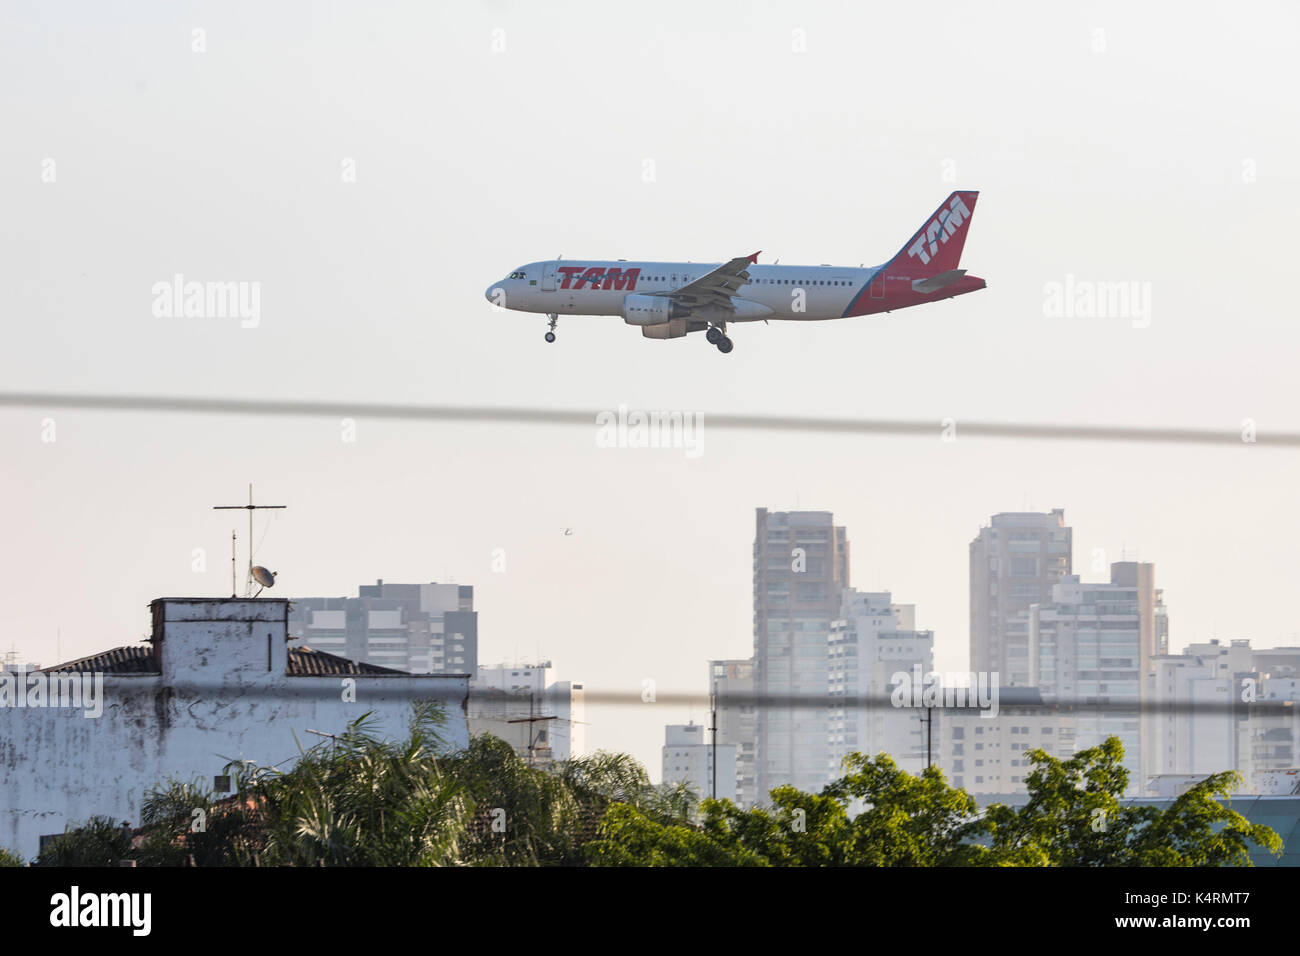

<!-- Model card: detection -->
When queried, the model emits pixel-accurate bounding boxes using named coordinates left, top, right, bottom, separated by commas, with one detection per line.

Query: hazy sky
left=3, top=1, right=1298, bottom=778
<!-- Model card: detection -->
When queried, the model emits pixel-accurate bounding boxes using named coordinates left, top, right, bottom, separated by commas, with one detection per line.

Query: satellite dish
left=252, top=566, right=277, bottom=589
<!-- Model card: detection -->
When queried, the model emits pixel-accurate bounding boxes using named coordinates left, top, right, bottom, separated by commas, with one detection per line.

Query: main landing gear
left=544, top=314, right=558, bottom=343
left=706, top=324, right=733, bottom=354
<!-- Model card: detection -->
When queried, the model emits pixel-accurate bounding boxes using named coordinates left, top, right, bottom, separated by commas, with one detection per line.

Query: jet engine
left=621, top=294, right=689, bottom=326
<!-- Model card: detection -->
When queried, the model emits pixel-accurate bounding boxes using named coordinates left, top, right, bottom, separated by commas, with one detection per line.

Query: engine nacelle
left=622, top=294, right=689, bottom=326
left=641, top=318, right=708, bottom=339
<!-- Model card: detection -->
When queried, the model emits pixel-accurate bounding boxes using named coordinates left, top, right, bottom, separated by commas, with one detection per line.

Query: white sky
left=2, top=1, right=1298, bottom=778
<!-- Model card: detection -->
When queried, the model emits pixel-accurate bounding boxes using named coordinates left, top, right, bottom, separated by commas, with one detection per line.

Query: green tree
left=36, top=816, right=134, bottom=867
left=588, top=755, right=986, bottom=867
left=589, top=740, right=1283, bottom=867
left=555, top=750, right=655, bottom=809
left=587, top=800, right=766, bottom=866
left=134, top=777, right=263, bottom=867
left=824, top=754, right=992, bottom=865
left=0, top=847, right=24, bottom=867
left=442, top=734, right=584, bottom=865
left=237, top=704, right=468, bottom=866
left=983, top=738, right=1283, bottom=866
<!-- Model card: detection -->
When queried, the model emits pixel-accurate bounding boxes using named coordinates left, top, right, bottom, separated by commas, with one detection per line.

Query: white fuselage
left=486, top=260, right=883, bottom=323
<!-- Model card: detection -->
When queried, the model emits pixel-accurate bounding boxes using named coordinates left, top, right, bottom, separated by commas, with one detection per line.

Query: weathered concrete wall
left=0, top=599, right=468, bottom=861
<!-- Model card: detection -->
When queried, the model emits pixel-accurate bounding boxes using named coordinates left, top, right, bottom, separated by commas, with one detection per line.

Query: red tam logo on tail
left=900, top=191, right=977, bottom=273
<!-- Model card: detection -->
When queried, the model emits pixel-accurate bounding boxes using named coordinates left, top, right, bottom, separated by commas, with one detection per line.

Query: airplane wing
left=649, top=251, right=760, bottom=310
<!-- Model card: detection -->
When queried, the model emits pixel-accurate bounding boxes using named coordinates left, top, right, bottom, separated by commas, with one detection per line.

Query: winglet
left=748, top=250, right=761, bottom=264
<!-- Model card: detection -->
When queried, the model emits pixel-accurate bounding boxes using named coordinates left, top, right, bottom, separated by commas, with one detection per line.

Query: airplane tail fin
left=887, top=190, right=979, bottom=275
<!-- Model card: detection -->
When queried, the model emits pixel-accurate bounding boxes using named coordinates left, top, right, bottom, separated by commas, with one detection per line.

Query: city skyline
left=8, top=497, right=1295, bottom=783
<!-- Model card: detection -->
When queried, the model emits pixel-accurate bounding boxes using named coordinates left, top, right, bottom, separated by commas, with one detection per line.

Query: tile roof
left=287, top=647, right=407, bottom=676
left=42, top=645, right=156, bottom=674
left=41, top=644, right=407, bottom=677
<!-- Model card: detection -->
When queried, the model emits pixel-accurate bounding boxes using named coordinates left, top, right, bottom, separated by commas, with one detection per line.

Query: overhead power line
left=0, top=392, right=1295, bottom=448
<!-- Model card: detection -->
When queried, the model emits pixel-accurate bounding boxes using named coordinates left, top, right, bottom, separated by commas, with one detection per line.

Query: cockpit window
left=508, top=271, right=526, bottom=279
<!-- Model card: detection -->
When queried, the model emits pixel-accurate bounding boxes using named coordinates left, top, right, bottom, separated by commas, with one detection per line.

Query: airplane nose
left=484, top=285, right=495, bottom=303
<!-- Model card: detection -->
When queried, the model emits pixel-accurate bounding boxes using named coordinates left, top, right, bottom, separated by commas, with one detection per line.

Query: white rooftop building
left=0, top=597, right=470, bottom=861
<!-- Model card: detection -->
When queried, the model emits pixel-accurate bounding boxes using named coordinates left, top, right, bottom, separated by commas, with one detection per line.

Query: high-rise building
left=288, top=580, right=477, bottom=675
left=828, top=589, right=934, bottom=776
left=710, top=658, right=757, bottom=807
left=970, top=510, right=1071, bottom=686
left=753, top=508, right=849, bottom=799
left=662, top=722, right=737, bottom=804
left=1028, top=564, right=1164, bottom=792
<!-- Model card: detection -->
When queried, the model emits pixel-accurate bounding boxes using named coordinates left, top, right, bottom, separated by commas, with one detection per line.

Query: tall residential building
left=970, top=510, right=1071, bottom=686
left=662, top=722, right=738, bottom=804
left=710, top=659, right=757, bottom=807
left=288, top=580, right=477, bottom=675
left=828, top=589, right=934, bottom=776
left=468, top=660, right=585, bottom=764
left=753, top=508, right=849, bottom=800
left=1028, top=564, right=1164, bottom=792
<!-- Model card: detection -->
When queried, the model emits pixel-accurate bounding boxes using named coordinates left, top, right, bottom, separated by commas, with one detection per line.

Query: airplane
left=484, top=190, right=985, bottom=354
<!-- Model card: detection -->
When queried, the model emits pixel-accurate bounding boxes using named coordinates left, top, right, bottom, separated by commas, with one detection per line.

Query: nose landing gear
left=544, top=314, right=558, bottom=343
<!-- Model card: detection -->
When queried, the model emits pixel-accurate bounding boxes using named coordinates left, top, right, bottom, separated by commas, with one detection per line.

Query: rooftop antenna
left=214, top=484, right=286, bottom=597
left=507, top=693, right=557, bottom=768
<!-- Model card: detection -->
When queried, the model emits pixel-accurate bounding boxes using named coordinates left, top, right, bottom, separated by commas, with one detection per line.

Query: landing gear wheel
left=544, top=331, right=556, bottom=343
left=717, top=336, right=734, bottom=354
left=544, top=314, right=558, bottom=344
left=705, top=326, right=723, bottom=345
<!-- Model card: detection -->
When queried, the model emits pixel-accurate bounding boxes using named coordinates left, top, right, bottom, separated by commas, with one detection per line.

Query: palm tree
left=239, top=705, right=469, bottom=866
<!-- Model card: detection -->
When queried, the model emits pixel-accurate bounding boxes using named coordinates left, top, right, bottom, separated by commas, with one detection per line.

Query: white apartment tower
left=828, top=589, right=934, bottom=776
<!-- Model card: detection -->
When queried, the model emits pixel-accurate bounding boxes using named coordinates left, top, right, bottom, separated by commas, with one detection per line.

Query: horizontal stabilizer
left=912, top=268, right=967, bottom=294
